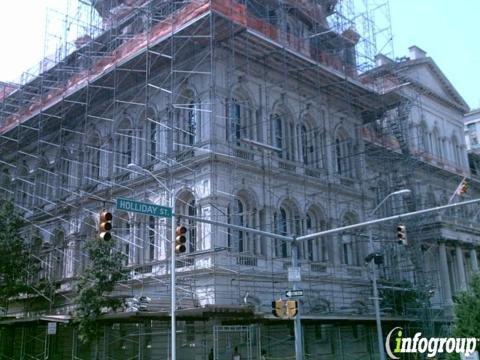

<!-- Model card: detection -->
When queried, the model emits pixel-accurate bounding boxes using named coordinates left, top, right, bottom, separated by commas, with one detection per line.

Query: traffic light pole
left=296, top=197, right=480, bottom=242
left=127, top=163, right=177, bottom=360
left=170, top=198, right=176, bottom=360
left=368, top=228, right=385, bottom=360
left=176, top=197, right=480, bottom=360
left=290, top=239, right=303, bottom=360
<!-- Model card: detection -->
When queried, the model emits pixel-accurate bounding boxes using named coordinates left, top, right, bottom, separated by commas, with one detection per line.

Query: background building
left=0, top=0, right=477, bottom=359
left=465, top=108, right=480, bottom=152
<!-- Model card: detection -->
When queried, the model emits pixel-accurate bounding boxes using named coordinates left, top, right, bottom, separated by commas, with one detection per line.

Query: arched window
left=376, top=180, right=392, bottom=217
left=114, top=119, right=133, bottom=175
left=117, top=214, right=132, bottom=265
left=85, top=132, right=101, bottom=186
left=304, top=207, right=327, bottom=262
left=299, top=113, right=324, bottom=168
left=271, top=110, right=295, bottom=161
left=52, top=230, right=65, bottom=281
left=335, top=127, right=354, bottom=177
left=78, top=216, right=97, bottom=274
left=277, top=207, right=288, bottom=258
left=15, top=164, right=34, bottom=209
left=300, top=123, right=312, bottom=165
left=226, top=89, right=255, bottom=145
left=141, top=107, right=159, bottom=165
left=272, top=114, right=283, bottom=152
left=58, top=150, right=71, bottom=199
left=418, top=122, right=429, bottom=152
left=175, top=89, right=198, bottom=154
left=232, top=198, right=246, bottom=252
left=228, top=199, right=247, bottom=253
left=227, top=98, right=240, bottom=146
left=36, top=159, right=55, bottom=205
left=452, top=135, right=461, bottom=166
left=227, top=191, right=259, bottom=255
left=175, top=191, right=197, bottom=253
left=341, top=212, right=362, bottom=266
left=286, top=21, right=292, bottom=42
left=274, top=201, right=300, bottom=258
left=432, top=127, right=442, bottom=159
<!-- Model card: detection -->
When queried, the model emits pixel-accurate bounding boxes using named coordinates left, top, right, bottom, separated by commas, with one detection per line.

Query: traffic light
left=272, top=299, right=285, bottom=318
left=459, top=180, right=468, bottom=195
left=99, top=209, right=112, bottom=240
left=397, top=224, right=407, bottom=245
left=175, top=225, right=187, bottom=254
left=286, top=300, right=298, bottom=318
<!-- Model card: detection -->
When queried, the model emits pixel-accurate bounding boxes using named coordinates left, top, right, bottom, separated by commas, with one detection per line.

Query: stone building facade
left=0, top=1, right=477, bottom=359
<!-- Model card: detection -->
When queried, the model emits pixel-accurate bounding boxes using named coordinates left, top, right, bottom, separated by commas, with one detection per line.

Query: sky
left=389, top=0, right=480, bottom=109
left=0, top=0, right=478, bottom=109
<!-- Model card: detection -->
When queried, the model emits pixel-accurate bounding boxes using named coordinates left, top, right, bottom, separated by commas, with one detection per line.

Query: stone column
left=456, top=245, right=467, bottom=291
left=438, top=242, right=453, bottom=306
left=470, top=247, right=479, bottom=272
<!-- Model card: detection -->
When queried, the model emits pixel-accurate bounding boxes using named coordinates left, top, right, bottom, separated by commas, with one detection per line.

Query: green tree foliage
left=452, top=273, right=480, bottom=338
left=0, top=201, right=40, bottom=311
left=380, top=280, right=427, bottom=316
left=74, top=236, right=126, bottom=343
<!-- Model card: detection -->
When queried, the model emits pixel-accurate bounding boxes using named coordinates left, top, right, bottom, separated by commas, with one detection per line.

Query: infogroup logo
left=385, top=327, right=478, bottom=359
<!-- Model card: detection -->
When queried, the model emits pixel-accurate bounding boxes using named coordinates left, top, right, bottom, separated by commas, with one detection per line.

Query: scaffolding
left=0, top=0, right=474, bottom=359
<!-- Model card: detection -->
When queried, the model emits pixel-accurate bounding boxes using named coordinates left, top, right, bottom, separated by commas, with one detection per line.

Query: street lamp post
left=368, top=189, right=411, bottom=360
left=127, top=163, right=177, bottom=360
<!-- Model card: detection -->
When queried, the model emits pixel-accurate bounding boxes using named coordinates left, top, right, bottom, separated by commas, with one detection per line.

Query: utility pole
left=368, top=229, right=386, bottom=360
left=290, top=238, right=303, bottom=360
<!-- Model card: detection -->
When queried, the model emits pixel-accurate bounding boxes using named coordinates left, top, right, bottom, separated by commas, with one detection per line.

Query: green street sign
left=116, top=198, right=172, bottom=218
